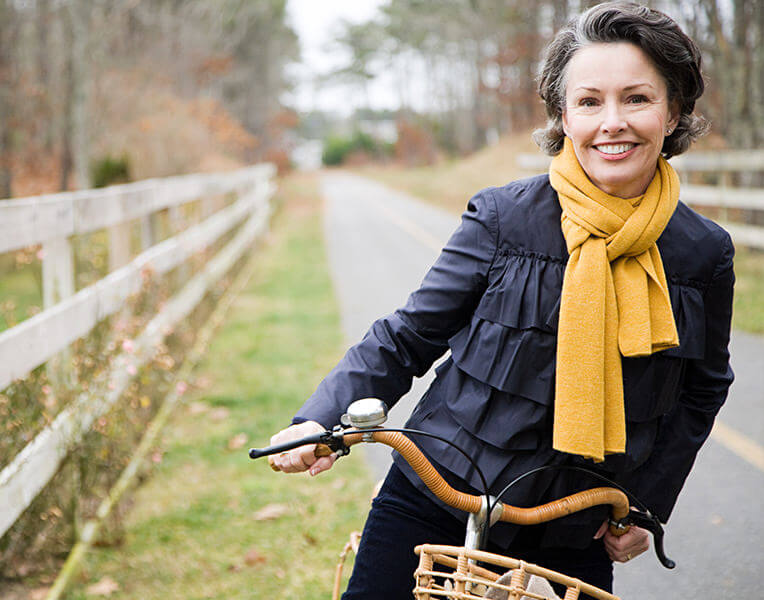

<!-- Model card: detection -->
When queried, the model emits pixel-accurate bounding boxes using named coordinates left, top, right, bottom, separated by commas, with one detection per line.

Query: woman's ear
left=561, top=110, right=569, bottom=136
left=667, top=101, right=680, bottom=132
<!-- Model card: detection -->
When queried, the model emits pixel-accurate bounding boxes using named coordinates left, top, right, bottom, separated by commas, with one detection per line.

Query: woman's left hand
left=594, top=520, right=650, bottom=563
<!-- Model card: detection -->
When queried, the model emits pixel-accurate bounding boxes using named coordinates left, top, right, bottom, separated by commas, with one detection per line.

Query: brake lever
left=611, top=508, right=676, bottom=569
left=248, top=426, right=351, bottom=460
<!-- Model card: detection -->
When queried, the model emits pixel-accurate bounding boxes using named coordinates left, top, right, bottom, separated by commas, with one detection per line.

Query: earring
left=666, top=127, right=673, bottom=135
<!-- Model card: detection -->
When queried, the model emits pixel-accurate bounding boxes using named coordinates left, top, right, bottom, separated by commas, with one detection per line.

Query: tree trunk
left=552, top=0, right=569, bottom=31
left=0, top=0, right=15, bottom=199
left=756, top=0, right=764, bottom=148
left=68, top=0, right=92, bottom=190
left=36, top=0, right=53, bottom=153
left=60, top=4, right=75, bottom=191
left=733, top=0, right=754, bottom=150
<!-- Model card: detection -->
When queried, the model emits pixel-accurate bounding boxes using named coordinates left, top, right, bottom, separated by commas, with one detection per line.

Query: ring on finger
left=626, top=552, right=632, bottom=561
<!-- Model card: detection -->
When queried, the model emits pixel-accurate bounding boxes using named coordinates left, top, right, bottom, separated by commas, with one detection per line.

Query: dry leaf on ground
left=210, top=407, right=230, bottom=421
left=331, top=477, right=347, bottom=490
left=188, top=401, right=209, bottom=415
left=86, top=576, right=120, bottom=596
left=303, top=532, right=317, bottom=545
left=244, top=547, right=267, bottom=566
left=194, top=375, right=213, bottom=389
left=252, top=503, right=289, bottom=521
left=29, top=587, right=51, bottom=600
left=227, top=433, right=247, bottom=450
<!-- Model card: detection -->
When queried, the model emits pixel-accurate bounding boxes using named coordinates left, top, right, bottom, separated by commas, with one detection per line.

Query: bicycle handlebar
left=250, top=429, right=630, bottom=528
left=250, top=414, right=676, bottom=569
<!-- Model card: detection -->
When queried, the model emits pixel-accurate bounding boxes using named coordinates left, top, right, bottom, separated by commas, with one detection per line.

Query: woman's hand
left=594, top=520, right=650, bottom=563
left=268, top=421, right=337, bottom=476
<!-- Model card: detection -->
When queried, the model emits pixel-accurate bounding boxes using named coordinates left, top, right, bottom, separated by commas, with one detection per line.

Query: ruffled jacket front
left=294, top=174, right=734, bottom=548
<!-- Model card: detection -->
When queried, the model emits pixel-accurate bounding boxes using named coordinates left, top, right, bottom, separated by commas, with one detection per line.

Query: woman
left=269, top=3, right=734, bottom=598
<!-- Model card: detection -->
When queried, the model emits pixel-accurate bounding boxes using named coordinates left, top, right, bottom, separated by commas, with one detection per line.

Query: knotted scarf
left=549, top=137, right=680, bottom=461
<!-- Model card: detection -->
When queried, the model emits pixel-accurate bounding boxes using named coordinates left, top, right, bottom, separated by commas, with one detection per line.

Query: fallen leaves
left=252, top=503, right=289, bottom=521
left=209, top=407, right=230, bottom=421
left=244, top=548, right=267, bottom=566
left=228, top=547, right=267, bottom=572
left=86, top=576, right=120, bottom=596
left=188, top=401, right=209, bottom=415
left=227, top=432, right=248, bottom=450
left=194, top=375, right=214, bottom=389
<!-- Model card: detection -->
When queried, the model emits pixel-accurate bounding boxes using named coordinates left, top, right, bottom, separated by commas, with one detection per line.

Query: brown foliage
left=195, top=54, right=235, bottom=85
left=395, top=117, right=437, bottom=167
left=91, top=69, right=257, bottom=179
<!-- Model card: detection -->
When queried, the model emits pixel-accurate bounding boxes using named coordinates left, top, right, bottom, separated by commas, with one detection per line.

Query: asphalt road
left=319, top=171, right=763, bottom=599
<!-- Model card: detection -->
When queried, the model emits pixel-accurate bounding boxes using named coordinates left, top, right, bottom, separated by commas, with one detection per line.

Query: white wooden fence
left=0, top=164, right=275, bottom=538
left=516, top=150, right=764, bottom=249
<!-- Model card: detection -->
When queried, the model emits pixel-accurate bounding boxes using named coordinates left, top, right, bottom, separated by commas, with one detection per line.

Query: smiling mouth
left=593, top=143, right=637, bottom=155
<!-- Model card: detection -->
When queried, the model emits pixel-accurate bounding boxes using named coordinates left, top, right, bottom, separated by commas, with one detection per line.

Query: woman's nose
left=600, top=102, right=627, bottom=133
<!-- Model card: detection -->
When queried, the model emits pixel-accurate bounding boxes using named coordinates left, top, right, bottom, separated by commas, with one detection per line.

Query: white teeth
left=595, top=143, right=635, bottom=155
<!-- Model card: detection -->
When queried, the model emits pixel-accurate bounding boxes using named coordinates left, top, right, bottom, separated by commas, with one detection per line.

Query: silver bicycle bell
left=341, top=398, right=388, bottom=429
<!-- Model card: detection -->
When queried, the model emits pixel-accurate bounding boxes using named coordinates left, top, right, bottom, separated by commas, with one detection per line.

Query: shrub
left=321, top=131, right=390, bottom=166
left=91, top=155, right=132, bottom=188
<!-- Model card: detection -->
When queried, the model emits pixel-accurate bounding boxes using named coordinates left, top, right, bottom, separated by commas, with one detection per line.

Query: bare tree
left=0, top=0, right=17, bottom=198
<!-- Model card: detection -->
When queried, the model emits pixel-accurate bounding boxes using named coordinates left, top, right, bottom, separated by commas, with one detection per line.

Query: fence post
left=42, top=235, right=75, bottom=310
left=108, top=222, right=131, bottom=271
left=42, top=227, right=76, bottom=393
left=42, top=232, right=80, bottom=537
left=720, top=171, right=732, bottom=223
left=140, top=215, right=157, bottom=250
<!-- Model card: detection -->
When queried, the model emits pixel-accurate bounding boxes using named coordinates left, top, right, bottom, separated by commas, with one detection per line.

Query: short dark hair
left=534, top=1, right=708, bottom=158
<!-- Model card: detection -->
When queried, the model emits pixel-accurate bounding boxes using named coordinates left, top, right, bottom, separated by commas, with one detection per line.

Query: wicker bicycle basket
left=413, top=545, right=620, bottom=600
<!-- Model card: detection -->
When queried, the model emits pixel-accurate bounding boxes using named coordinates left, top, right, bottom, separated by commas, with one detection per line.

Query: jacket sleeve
left=293, top=190, right=499, bottom=428
left=628, top=232, right=735, bottom=522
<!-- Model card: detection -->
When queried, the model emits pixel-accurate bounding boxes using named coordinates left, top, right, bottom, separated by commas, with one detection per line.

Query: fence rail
left=516, top=151, right=764, bottom=249
left=0, top=164, right=275, bottom=538
left=0, top=166, right=269, bottom=254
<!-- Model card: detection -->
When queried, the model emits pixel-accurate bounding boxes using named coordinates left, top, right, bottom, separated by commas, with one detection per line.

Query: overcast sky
left=285, top=0, right=396, bottom=115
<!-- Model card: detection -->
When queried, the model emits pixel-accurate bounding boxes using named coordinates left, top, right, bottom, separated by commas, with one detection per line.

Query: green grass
left=65, top=174, right=372, bottom=599
left=732, top=247, right=764, bottom=333
left=0, top=264, right=42, bottom=332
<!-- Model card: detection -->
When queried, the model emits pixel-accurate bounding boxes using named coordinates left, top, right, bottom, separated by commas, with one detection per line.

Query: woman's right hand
left=268, top=420, right=338, bottom=476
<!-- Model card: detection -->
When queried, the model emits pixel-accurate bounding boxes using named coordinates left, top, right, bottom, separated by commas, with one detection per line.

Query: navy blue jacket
left=295, top=174, right=735, bottom=548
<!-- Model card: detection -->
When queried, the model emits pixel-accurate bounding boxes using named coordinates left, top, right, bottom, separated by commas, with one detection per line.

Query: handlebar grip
left=499, top=487, right=629, bottom=527
left=248, top=433, right=326, bottom=459
left=267, top=443, right=335, bottom=472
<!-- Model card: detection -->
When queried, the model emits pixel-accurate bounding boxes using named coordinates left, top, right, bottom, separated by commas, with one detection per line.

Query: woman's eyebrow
left=572, top=82, right=656, bottom=93
left=623, top=83, right=656, bottom=91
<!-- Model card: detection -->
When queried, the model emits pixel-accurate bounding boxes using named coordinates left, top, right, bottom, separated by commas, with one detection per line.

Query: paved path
left=320, top=171, right=763, bottom=599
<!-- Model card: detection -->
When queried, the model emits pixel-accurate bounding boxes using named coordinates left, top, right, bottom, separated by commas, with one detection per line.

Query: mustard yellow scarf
left=549, top=138, right=680, bottom=462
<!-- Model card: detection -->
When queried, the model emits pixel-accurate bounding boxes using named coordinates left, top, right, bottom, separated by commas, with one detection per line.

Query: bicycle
left=249, top=398, right=675, bottom=600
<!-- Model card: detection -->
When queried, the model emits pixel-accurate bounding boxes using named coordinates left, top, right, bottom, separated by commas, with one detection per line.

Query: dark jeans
left=342, top=464, right=612, bottom=600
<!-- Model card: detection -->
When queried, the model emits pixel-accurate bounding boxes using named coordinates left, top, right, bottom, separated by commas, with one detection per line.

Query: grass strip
left=65, top=173, right=372, bottom=600
left=731, top=247, right=764, bottom=333
left=45, top=216, right=268, bottom=600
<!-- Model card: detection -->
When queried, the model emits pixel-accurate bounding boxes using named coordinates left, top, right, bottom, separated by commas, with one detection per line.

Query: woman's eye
left=578, top=97, right=598, bottom=107
left=628, top=95, right=649, bottom=104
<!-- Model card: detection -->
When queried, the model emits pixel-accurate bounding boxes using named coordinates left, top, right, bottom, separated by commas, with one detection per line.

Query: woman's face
left=561, top=42, right=679, bottom=198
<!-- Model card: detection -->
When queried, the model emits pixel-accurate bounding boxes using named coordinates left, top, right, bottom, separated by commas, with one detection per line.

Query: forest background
left=1, top=0, right=763, bottom=199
